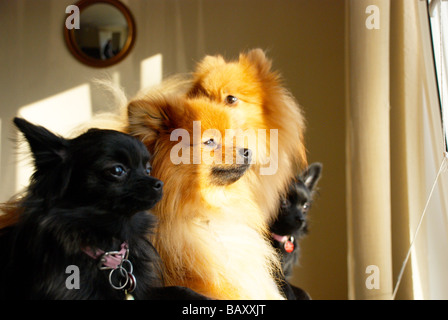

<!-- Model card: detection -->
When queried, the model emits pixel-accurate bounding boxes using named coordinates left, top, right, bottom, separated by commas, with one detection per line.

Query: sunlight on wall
left=140, top=53, right=163, bottom=90
left=15, top=84, right=92, bottom=193
left=112, top=71, right=120, bottom=87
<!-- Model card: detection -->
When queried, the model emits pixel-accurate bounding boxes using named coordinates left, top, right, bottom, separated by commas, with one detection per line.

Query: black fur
left=0, top=118, right=207, bottom=300
left=270, top=162, right=322, bottom=300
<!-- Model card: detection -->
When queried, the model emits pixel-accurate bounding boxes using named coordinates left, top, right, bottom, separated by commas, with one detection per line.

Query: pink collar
left=272, top=233, right=295, bottom=253
left=83, top=242, right=129, bottom=270
left=271, top=233, right=289, bottom=243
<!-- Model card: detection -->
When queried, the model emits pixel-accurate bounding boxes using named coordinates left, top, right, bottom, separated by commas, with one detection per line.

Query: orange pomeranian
left=127, top=91, right=285, bottom=299
left=187, top=49, right=307, bottom=223
left=125, top=49, right=306, bottom=300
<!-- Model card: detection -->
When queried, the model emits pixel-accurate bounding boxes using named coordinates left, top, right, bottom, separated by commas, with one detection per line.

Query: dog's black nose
left=238, top=148, right=252, bottom=164
left=153, top=180, right=163, bottom=191
left=296, top=215, right=306, bottom=224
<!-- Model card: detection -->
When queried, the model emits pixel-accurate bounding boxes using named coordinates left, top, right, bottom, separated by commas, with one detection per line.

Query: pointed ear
left=13, top=117, right=71, bottom=200
left=239, top=48, right=273, bottom=77
left=299, top=162, right=323, bottom=191
left=194, top=54, right=226, bottom=75
left=127, top=94, right=174, bottom=146
left=188, top=54, right=227, bottom=98
left=14, top=117, right=68, bottom=170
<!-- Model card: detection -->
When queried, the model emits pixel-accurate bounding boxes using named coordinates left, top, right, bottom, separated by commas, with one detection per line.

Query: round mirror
left=64, top=0, right=136, bottom=68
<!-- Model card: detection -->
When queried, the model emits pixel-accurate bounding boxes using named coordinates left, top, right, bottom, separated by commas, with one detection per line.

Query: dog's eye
left=145, top=163, right=152, bottom=175
left=281, top=199, right=291, bottom=208
left=303, top=202, right=310, bottom=212
left=109, top=165, right=126, bottom=177
left=225, top=95, right=239, bottom=106
left=203, top=138, right=217, bottom=148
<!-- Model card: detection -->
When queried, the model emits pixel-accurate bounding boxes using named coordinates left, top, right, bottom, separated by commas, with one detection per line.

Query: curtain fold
left=346, top=0, right=393, bottom=300
left=390, top=0, right=426, bottom=300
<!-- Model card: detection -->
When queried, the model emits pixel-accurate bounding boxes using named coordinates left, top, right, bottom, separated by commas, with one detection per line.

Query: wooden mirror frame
left=64, top=0, right=136, bottom=68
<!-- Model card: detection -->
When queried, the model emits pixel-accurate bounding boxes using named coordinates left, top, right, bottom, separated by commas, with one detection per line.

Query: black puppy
left=0, top=118, right=206, bottom=300
left=270, top=162, right=322, bottom=300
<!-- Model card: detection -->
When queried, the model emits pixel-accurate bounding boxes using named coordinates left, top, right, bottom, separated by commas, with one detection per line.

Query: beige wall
left=0, top=0, right=347, bottom=299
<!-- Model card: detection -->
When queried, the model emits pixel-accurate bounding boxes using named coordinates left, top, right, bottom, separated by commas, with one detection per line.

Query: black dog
left=0, top=118, right=207, bottom=300
left=270, top=162, right=322, bottom=300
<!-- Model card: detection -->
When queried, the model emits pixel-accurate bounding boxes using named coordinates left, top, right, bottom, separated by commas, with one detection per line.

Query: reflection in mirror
left=65, top=0, right=136, bottom=68
left=75, top=3, right=127, bottom=60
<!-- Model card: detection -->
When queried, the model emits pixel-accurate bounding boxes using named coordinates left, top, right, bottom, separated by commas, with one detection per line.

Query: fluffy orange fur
left=127, top=92, right=284, bottom=299
left=0, top=201, right=22, bottom=229
left=125, top=49, right=307, bottom=300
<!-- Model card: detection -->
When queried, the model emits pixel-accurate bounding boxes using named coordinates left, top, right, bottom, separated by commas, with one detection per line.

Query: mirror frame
left=64, top=0, right=136, bottom=68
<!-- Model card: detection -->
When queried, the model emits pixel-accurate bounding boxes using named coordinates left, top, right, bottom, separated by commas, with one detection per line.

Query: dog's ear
left=299, top=162, right=322, bottom=191
left=13, top=117, right=71, bottom=200
left=14, top=117, right=69, bottom=168
left=188, top=54, right=227, bottom=98
left=127, top=94, right=175, bottom=146
left=239, top=49, right=274, bottom=78
left=194, top=54, right=227, bottom=75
